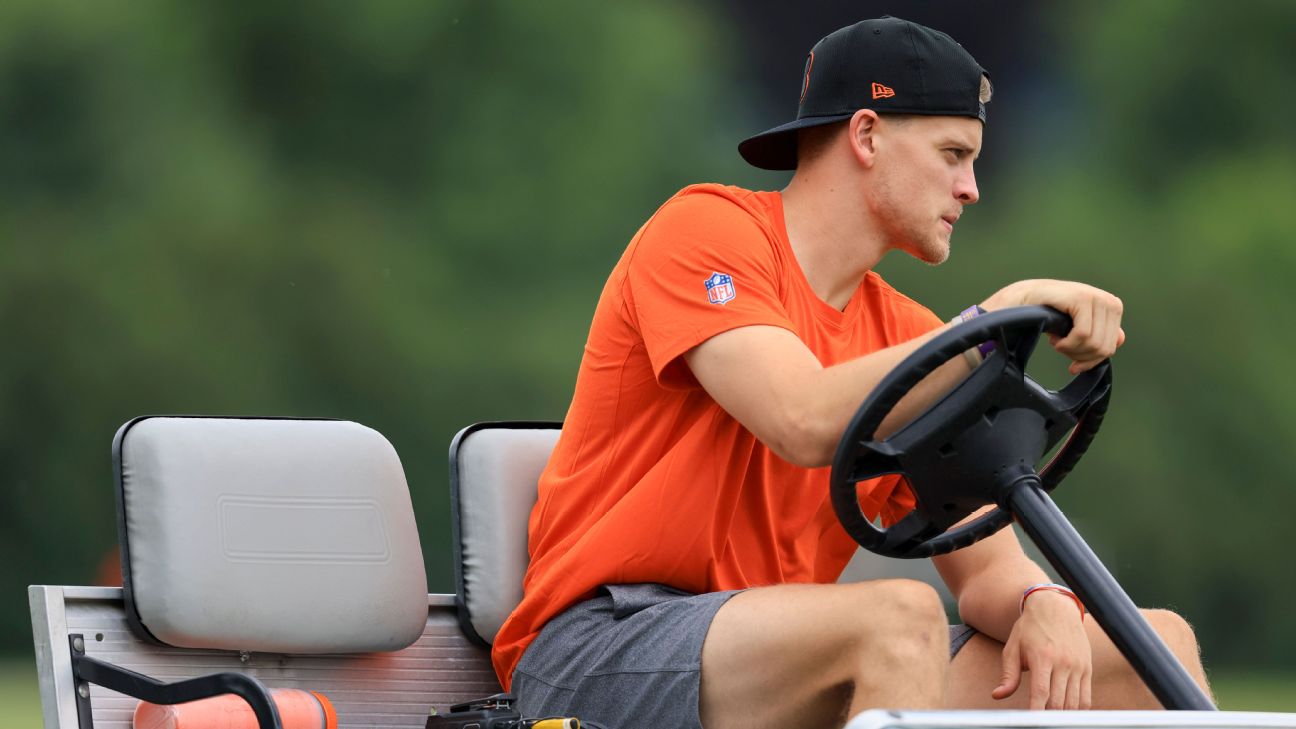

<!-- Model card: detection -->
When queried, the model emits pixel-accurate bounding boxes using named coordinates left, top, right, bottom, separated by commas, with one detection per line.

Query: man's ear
left=848, top=109, right=881, bottom=168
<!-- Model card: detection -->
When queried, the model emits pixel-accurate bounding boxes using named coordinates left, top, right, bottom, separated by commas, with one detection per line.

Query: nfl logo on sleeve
left=705, top=272, right=736, bottom=305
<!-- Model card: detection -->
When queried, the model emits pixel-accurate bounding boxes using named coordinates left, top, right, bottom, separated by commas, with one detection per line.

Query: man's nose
left=956, top=169, right=979, bottom=205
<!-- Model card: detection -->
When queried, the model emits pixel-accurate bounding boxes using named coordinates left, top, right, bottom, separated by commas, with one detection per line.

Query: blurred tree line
left=0, top=0, right=753, bottom=654
left=1, top=0, right=1294, bottom=674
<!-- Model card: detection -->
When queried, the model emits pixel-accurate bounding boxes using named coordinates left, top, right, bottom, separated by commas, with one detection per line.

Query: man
left=494, top=17, right=1211, bottom=729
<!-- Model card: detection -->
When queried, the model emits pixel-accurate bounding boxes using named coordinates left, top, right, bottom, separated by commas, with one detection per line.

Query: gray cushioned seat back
left=113, top=416, right=428, bottom=654
left=449, top=422, right=561, bottom=645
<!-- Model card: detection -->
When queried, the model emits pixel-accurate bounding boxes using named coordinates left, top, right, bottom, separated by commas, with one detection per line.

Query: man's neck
left=780, top=171, right=889, bottom=311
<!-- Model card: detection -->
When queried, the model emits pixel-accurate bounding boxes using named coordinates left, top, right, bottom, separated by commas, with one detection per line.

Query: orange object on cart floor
left=133, top=688, right=338, bottom=729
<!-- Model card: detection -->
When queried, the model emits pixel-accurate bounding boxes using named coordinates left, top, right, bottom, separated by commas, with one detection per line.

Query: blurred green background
left=3, top=0, right=1294, bottom=719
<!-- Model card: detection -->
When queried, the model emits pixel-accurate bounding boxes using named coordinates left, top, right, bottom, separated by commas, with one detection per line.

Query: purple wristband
left=957, top=306, right=997, bottom=358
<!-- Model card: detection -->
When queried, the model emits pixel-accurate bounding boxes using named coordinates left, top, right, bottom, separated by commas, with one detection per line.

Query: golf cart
left=27, top=306, right=1296, bottom=728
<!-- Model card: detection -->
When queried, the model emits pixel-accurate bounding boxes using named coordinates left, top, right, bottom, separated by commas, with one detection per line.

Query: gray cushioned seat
left=113, top=416, right=428, bottom=654
left=449, top=422, right=561, bottom=645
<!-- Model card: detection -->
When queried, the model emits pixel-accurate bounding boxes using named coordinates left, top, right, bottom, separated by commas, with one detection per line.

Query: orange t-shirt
left=491, top=183, right=943, bottom=688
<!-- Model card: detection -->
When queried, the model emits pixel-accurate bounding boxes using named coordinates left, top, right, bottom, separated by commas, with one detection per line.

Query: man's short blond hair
left=795, top=74, right=992, bottom=168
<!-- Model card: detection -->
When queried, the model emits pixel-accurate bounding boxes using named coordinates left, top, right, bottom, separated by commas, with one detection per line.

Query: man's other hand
left=991, top=590, right=1093, bottom=710
left=981, top=280, right=1125, bottom=375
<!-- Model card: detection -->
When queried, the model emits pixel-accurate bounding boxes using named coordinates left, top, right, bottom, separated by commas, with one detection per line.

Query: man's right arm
left=682, top=279, right=1125, bottom=468
left=682, top=323, right=958, bottom=467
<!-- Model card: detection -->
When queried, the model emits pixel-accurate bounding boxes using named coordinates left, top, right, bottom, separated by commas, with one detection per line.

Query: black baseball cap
left=739, top=17, right=989, bottom=171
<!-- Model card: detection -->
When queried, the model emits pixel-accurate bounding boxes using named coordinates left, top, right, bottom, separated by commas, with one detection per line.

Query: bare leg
left=946, top=608, right=1213, bottom=709
left=699, top=579, right=949, bottom=729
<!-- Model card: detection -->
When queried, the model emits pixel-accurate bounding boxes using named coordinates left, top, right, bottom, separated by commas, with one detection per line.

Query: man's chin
left=901, top=239, right=950, bottom=266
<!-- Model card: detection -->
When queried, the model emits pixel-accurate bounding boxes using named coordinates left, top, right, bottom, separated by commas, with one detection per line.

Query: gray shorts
left=512, top=583, right=978, bottom=729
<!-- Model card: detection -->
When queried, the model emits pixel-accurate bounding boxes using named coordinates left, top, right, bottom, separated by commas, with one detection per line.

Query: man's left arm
left=933, top=519, right=1093, bottom=709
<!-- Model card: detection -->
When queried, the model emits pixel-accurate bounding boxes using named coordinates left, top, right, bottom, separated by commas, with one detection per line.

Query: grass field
left=1, top=658, right=1292, bottom=725
left=1, top=660, right=43, bottom=727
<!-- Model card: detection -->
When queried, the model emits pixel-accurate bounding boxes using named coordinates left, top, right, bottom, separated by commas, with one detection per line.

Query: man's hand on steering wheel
left=981, top=279, right=1126, bottom=375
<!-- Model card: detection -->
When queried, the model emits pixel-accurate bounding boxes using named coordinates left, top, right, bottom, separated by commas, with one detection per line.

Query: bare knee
left=1097, top=609, right=1202, bottom=674
left=1090, top=607, right=1211, bottom=708
left=852, top=580, right=947, bottom=665
left=873, top=578, right=946, bottom=618
left=1142, top=608, right=1209, bottom=693
left=699, top=582, right=947, bottom=725
left=1141, top=609, right=1200, bottom=655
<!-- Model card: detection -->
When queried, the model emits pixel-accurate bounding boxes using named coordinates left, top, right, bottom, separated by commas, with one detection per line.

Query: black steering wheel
left=829, top=305, right=1113, bottom=559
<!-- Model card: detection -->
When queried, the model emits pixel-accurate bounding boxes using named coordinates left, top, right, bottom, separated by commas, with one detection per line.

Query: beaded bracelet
left=1021, top=582, right=1085, bottom=620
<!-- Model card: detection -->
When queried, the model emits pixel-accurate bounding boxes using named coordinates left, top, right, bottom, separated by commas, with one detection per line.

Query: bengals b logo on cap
left=800, top=51, right=815, bottom=105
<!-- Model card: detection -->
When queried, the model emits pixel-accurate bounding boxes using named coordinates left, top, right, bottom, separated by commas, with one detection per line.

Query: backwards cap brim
left=737, top=113, right=855, bottom=171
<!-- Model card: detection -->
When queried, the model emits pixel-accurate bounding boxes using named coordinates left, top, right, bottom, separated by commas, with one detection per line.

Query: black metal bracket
left=68, top=634, right=283, bottom=729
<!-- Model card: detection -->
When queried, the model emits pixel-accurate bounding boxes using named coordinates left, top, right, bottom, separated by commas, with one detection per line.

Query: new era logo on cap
left=871, top=82, right=895, bottom=99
